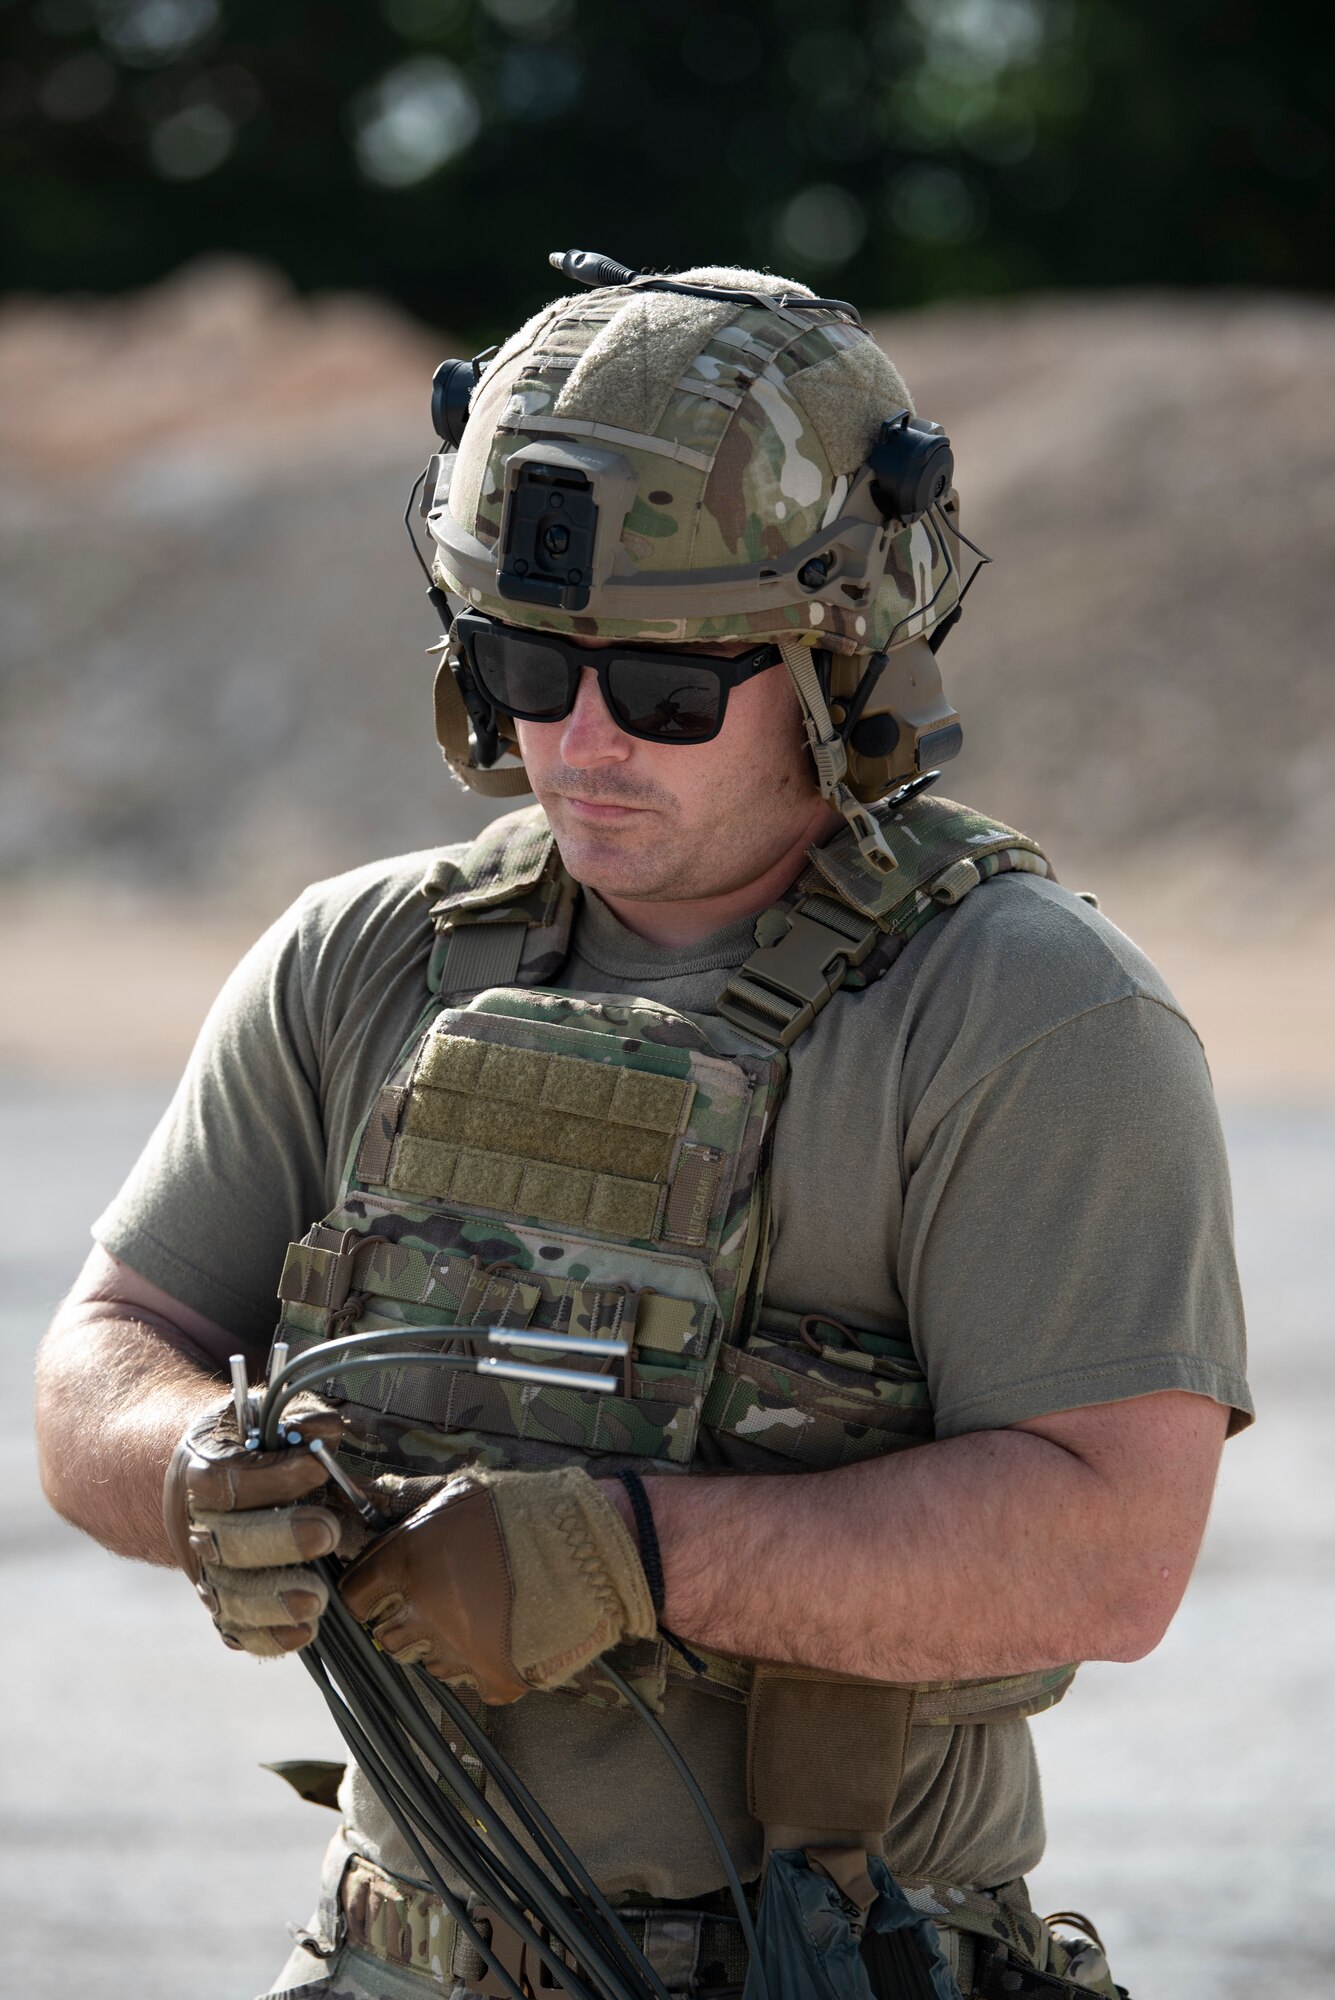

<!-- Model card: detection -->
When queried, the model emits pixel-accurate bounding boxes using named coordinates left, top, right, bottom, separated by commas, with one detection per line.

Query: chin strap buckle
left=779, top=641, right=899, bottom=877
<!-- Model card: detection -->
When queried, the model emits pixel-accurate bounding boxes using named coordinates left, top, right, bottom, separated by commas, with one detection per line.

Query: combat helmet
left=414, top=251, right=980, bottom=872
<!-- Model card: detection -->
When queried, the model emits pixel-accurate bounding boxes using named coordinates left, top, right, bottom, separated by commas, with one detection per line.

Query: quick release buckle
left=716, top=904, right=881, bottom=1049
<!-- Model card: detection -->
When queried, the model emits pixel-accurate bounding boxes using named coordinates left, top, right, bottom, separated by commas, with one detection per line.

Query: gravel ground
left=1, top=1082, right=1329, bottom=2000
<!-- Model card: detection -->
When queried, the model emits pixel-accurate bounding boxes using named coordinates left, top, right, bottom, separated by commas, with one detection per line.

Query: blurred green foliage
left=0, top=0, right=1328, bottom=338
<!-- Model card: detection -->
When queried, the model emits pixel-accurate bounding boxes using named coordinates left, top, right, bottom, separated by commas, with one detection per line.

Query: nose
left=558, top=666, right=630, bottom=768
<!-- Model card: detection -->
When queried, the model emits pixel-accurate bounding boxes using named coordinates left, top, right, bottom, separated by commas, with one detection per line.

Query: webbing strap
left=434, top=922, right=527, bottom=993
left=777, top=640, right=899, bottom=874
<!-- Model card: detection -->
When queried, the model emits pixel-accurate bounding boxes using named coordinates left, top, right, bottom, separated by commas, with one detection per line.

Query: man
left=35, top=258, right=1250, bottom=2000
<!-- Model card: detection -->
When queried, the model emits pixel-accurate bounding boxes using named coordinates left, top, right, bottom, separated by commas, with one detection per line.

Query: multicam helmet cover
left=425, top=266, right=962, bottom=659
left=421, top=262, right=968, bottom=854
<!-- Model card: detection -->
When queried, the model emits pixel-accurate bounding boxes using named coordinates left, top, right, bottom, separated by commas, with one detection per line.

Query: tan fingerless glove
left=338, top=1464, right=656, bottom=1703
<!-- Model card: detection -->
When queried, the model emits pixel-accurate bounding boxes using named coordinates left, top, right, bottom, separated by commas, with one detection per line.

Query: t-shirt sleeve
left=899, top=991, right=1253, bottom=1438
left=93, top=892, right=332, bottom=1359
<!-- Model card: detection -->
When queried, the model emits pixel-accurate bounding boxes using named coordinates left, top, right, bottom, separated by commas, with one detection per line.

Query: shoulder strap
left=420, top=805, right=578, bottom=994
left=717, top=794, right=1050, bottom=1048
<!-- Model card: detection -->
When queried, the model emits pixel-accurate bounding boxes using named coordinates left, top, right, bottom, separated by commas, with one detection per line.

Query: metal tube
left=306, top=1437, right=389, bottom=1529
left=486, top=1329, right=630, bottom=1357
left=476, top=1357, right=620, bottom=1392
left=228, top=1354, right=253, bottom=1441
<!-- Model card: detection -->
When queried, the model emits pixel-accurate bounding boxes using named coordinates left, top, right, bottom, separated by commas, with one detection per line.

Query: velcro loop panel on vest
left=389, top=1139, right=664, bottom=1239
left=746, top=1662, right=915, bottom=1849
left=386, top=1034, right=696, bottom=1236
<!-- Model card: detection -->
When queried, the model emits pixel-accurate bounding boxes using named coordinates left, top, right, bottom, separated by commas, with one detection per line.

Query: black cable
left=318, top=1594, right=659, bottom=2000
left=933, top=501, right=991, bottom=613
left=597, top=1661, right=768, bottom=2000
left=313, top=1618, right=614, bottom=2000
left=404, top=462, right=433, bottom=583
left=423, top=1673, right=672, bottom=2000
left=259, top=1325, right=482, bottom=1442
left=881, top=507, right=957, bottom=654
left=261, top=1338, right=753, bottom=2000
left=316, top=1605, right=623, bottom=2000
left=301, top=1650, right=532, bottom=2000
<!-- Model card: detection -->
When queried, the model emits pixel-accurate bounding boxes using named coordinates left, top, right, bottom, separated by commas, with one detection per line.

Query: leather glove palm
left=162, top=1396, right=348, bottom=1657
left=339, top=1464, right=656, bottom=1703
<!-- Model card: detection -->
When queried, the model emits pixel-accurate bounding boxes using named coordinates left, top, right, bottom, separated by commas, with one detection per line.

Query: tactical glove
left=338, top=1465, right=656, bottom=1703
left=162, top=1395, right=349, bottom=1657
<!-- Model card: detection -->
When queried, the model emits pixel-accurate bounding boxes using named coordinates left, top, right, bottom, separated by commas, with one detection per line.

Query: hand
left=338, top=1465, right=656, bottom=1703
left=162, top=1395, right=347, bottom=1656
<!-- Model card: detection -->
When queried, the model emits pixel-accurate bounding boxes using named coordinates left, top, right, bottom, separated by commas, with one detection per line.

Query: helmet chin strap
left=777, top=641, right=899, bottom=876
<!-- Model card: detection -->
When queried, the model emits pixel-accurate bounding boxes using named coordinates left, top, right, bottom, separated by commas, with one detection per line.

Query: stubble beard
left=537, top=772, right=780, bottom=905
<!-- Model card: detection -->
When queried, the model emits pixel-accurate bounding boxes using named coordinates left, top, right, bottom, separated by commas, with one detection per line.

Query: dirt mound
left=2, top=261, right=1332, bottom=913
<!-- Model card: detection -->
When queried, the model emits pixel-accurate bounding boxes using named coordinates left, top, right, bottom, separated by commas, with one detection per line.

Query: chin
left=548, top=827, right=648, bottom=894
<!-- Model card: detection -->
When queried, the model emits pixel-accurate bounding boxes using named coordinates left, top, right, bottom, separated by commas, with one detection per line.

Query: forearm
left=35, top=1309, right=227, bottom=1566
left=628, top=1419, right=1200, bottom=1681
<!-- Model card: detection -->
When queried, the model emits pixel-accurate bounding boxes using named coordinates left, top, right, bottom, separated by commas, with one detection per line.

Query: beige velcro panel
left=388, top=1036, right=695, bottom=1237
left=389, top=1137, right=663, bottom=1239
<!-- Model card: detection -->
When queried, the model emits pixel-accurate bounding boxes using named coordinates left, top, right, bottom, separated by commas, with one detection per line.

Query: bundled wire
left=248, top=1326, right=767, bottom=2000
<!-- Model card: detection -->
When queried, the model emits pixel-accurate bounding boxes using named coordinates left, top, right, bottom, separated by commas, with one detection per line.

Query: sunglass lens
left=605, top=657, right=722, bottom=740
left=471, top=631, right=572, bottom=719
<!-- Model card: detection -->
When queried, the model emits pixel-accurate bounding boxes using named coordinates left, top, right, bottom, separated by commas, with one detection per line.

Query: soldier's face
left=514, top=640, right=832, bottom=905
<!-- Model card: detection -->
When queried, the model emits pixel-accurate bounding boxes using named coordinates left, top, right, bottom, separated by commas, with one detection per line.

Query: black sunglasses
left=453, top=610, right=784, bottom=745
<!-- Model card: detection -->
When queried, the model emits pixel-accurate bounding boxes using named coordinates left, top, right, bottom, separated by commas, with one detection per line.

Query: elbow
left=1102, top=1614, right=1170, bottom=1664
left=1091, top=1573, right=1188, bottom=1664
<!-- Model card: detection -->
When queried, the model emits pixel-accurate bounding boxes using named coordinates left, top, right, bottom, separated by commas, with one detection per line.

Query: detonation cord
left=255, top=1328, right=769, bottom=2000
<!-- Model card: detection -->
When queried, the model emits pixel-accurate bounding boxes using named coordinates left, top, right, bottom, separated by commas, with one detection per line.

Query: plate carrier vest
left=269, top=792, right=1078, bottom=1860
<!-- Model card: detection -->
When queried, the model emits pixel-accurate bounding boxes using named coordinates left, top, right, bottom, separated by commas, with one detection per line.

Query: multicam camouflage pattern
left=264, top=1830, right=756, bottom=2000
left=268, top=797, right=1073, bottom=1725
left=277, top=987, right=784, bottom=1478
left=428, top=284, right=959, bottom=660
left=901, top=1881, right=1120, bottom=1998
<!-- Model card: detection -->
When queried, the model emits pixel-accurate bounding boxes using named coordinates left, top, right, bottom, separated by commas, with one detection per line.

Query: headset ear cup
left=838, top=641, right=962, bottom=802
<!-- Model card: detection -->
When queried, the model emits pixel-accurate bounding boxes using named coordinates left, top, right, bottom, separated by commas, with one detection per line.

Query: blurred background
left=0, top=3, right=1331, bottom=1996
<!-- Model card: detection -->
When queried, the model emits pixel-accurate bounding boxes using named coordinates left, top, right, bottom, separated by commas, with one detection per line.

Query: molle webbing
left=717, top=797, right=1052, bottom=1048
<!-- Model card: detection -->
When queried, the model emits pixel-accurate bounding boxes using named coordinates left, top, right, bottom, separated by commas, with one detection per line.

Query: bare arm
left=612, top=1389, right=1229, bottom=1681
left=35, top=1245, right=245, bottom=1567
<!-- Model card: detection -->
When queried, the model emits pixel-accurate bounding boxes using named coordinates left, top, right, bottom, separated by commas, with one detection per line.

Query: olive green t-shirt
left=95, top=834, right=1250, bottom=1896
